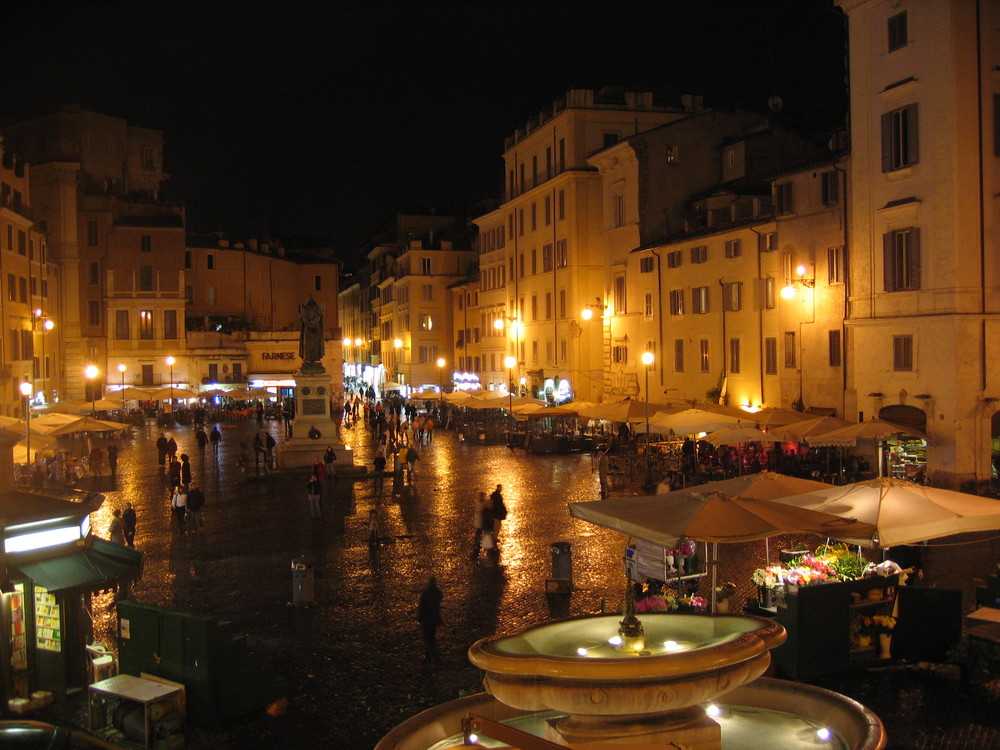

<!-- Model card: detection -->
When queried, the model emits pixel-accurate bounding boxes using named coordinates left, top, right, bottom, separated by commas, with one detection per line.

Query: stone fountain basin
left=468, top=613, right=786, bottom=716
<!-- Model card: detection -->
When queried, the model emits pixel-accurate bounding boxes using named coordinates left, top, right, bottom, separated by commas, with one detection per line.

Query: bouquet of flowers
left=635, top=584, right=679, bottom=613
left=751, top=567, right=779, bottom=589
left=716, top=581, right=738, bottom=602
left=678, top=594, right=708, bottom=612
left=677, top=540, right=696, bottom=557
left=870, top=615, right=896, bottom=634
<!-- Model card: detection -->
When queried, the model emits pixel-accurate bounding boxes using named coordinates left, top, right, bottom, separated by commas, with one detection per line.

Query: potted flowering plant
left=635, top=584, right=679, bottom=613
left=678, top=594, right=708, bottom=612
left=871, top=615, right=896, bottom=659
left=676, top=540, right=698, bottom=574
left=851, top=615, right=873, bottom=649
left=751, top=567, right=779, bottom=608
left=714, top=581, right=738, bottom=613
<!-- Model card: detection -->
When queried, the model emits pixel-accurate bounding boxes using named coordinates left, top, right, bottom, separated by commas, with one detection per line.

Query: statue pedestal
left=277, top=370, right=354, bottom=469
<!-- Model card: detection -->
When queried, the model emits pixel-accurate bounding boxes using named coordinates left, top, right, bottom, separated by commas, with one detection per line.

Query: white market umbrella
left=703, top=424, right=773, bottom=446
left=649, top=407, right=745, bottom=435
left=148, top=387, right=198, bottom=400
left=752, top=407, right=815, bottom=427
left=771, top=477, right=1000, bottom=547
left=769, top=416, right=852, bottom=443
left=579, top=398, right=671, bottom=424
left=806, top=418, right=927, bottom=447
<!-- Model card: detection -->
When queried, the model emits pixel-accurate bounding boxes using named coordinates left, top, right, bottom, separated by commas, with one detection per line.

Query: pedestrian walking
left=489, top=484, right=507, bottom=539
left=186, top=480, right=205, bottom=531
left=171, top=484, right=188, bottom=533
left=417, top=576, right=443, bottom=664
left=180, top=453, right=192, bottom=486
left=253, top=433, right=266, bottom=474
left=323, top=445, right=337, bottom=485
left=107, top=443, right=119, bottom=480
left=307, top=472, right=323, bottom=519
left=406, top=444, right=420, bottom=483
left=167, top=455, right=182, bottom=487
left=166, top=436, right=178, bottom=464
left=266, top=433, right=276, bottom=468
left=209, top=425, right=222, bottom=456
left=89, top=445, right=104, bottom=477
left=471, top=491, right=494, bottom=560
left=195, top=427, right=208, bottom=456
left=373, top=449, right=386, bottom=494
left=109, top=509, right=126, bottom=545
left=122, top=502, right=137, bottom=547
left=156, top=433, right=168, bottom=465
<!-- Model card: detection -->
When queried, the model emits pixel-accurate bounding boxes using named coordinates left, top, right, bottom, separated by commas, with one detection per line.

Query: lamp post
left=166, top=356, right=175, bottom=413
left=118, top=363, right=127, bottom=416
left=641, top=351, right=655, bottom=491
left=20, top=380, right=32, bottom=470
left=504, top=355, right=516, bottom=445
left=85, top=365, right=99, bottom=417
left=436, top=357, right=446, bottom=415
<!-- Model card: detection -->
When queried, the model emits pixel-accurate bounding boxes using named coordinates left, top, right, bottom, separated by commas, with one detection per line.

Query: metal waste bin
left=292, top=557, right=315, bottom=606
left=551, top=542, right=572, bottom=583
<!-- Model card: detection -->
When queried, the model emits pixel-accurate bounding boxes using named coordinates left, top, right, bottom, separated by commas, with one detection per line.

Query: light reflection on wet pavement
left=84, top=417, right=625, bottom=747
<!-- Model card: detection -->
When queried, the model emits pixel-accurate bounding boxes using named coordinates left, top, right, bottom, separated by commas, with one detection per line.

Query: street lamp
left=436, top=358, right=446, bottom=410
left=19, top=380, right=32, bottom=471
left=641, top=351, right=655, bottom=491
left=85, top=365, right=99, bottom=417
left=505, top=355, right=516, bottom=446
left=166, top=356, right=175, bottom=413
left=118, top=363, right=127, bottom=416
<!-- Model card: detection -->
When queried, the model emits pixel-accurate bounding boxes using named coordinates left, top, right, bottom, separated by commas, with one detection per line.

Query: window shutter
left=908, top=228, right=921, bottom=289
left=883, top=232, right=894, bottom=291
left=880, top=112, right=892, bottom=173
left=906, top=104, right=919, bottom=165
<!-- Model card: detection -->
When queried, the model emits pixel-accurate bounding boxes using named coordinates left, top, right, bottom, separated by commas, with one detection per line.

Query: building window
left=776, top=182, right=794, bottom=216
left=87, top=220, right=99, bottom=246
left=419, top=314, right=433, bottom=330
left=669, top=289, right=684, bottom=316
left=883, top=227, right=920, bottom=291
left=612, top=343, right=628, bottom=365
left=141, top=145, right=154, bottom=168
left=559, top=289, right=566, bottom=317
left=893, top=334, right=913, bottom=371
left=206, top=253, right=216, bottom=270
left=692, top=286, right=709, bottom=314
left=828, top=246, right=844, bottom=284
left=764, top=337, right=777, bottom=375
left=8, top=329, right=18, bottom=360
left=881, top=104, right=919, bottom=171
left=422, top=284, right=433, bottom=301
left=762, top=277, right=776, bottom=309
left=542, top=244, right=553, bottom=272
left=666, top=144, right=679, bottom=163
left=888, top=11, right=908, bottom=52
left=207, top=287, right=216, bottom=306
left=418, top=346, right=439, bottom=364
left=164, top=309, right=178, bottom=339
left=88, top=300, right=101, bottom=326
left=531, top=203, right=537, bottom=231
left=531, top=295, right=538, bottom=321
left=6, top=273, right=14, bottom=301
left=729, top=338, right=741, bottom=374
left=644, top=293, right=653, bottom=317
left=821, top=171, right=840, bottom=206
left=760, top=231, right=777, bottom=252
left=555, top=239, right=568, bottom=268
left=545, top=292, right=552, bottom=319
left=314, top=275, right=322, bottom=291
left=558, top=189, right=565, bottom=220
left=139, top=310, right=154, bottom=340
left=421, top=257, right=432, bottom=274
left=518, top=209, right=525, bottom=236
left=140, top=234, right=152, bottom=252
left=184, top=251, right=192, bottom=269
left=829, top=329, right=842, bottom=367
left=690, top=245, right=707, bottom=264
left=724, top=239, right=741, bottom=258
left=699, top=339, right=710, bottom=373
left=667, top=251, right=682, bottom=268
left=639, top=256, right=654, bottom=273
left=724, top=281, right=742, bottom=312
left=612, top=193, right=625, bottom=228
left=115, top=310, right=129, bottom=340
left=674, top=339, right=684, bottom=372
left=17, top=230, right=26, bottom=255
left=544, top=195, right=551, bottom=225
left=532, top=340, right=539, bottom=364
left=614, top=275, right=626, bottom=314
left=208, top=363, right=219, bottom=382
left=90, top=262, right=100, bottom=285
left=784, top=331, right=797, bottom=368
left=18, top=277, right=25, bottom=303
left=139, top=265, right=153, bottom=291
left=531, top=249, right=537, bottom=275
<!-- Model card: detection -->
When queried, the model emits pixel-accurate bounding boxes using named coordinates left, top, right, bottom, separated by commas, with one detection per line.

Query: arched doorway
left=878, top=404, right=928, bottom=481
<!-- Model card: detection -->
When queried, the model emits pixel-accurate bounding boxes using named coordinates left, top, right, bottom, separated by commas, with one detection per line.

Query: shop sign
left=263, top=352, right=295, bottom=360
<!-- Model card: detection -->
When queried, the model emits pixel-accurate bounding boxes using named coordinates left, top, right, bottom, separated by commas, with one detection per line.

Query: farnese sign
left=262, top=352, right=295, bottom=360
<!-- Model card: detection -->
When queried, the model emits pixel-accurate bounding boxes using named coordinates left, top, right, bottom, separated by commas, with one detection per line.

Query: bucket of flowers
left=851, top=614, right=873, bottom=649
left=871, top=615, right=897, bottom=659
left=715, top=581, right=738, bottom=613
left=635, top=584, right=679, bottom=613
left=677, top=594, right=709, bottom=613
left=751, top=567, right=781, bottom=608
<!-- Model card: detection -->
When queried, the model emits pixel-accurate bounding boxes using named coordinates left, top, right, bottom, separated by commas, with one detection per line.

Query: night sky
left=1, top=2, right=846, bottom=266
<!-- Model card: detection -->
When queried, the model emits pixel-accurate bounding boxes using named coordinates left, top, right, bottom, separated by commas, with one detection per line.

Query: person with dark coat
left=209, top=425, right=222, bottom=456
left=156, top=433, right=169, bottom=465
left=307, top=472, right=323, bottom=519
left=186, top=481, right=206, bottom=531
left=167, top=456, right=182, bottom=487
left=122, top=502, right=137, bottom=547
left=195, top=427, right=208, bottom=456
left=107, top=443, right=119, bottom=480
left=253, top=433, right=266, bottom=474
left=417, top=576, right=443, bottom=663
left=471, top=491, right=495, bottom=560
left=180, top=454, right=192, bottom=486
left=166, top=436, right=178, bottom=464
left=265, top=433, right=276, bottom=468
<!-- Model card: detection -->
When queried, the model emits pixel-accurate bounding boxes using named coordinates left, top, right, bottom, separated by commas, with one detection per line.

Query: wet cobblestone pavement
left=35, top=416, right=1000, bottom=748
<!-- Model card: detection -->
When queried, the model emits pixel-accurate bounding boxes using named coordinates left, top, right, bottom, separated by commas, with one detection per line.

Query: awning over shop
left=14, top=539, right=143, bottom=593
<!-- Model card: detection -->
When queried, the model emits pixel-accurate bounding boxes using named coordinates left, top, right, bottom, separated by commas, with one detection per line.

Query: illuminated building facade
left=473, top=89, right=698, bottom=403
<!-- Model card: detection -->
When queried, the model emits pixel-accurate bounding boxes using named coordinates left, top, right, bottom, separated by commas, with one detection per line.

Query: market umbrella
left=442, top=390, right=472, bottom=404
left=381, top=381, right=404, bottom=391
left=770, top=477, right=1000, bottom=547
left=568, top=490, right=873, bottom=546
left=769, top=416, right=852, bottom=443
left=752, top=407, right=814, bottom=427
left=199, top=388, right=234, bottom=398
left=703, top=424, right=773, bottom=446
left=42, top=415, right=129, bottom=437
left=148, top=387, right=198, bottom=400
left=515, top=404, right=580, bottom=417
left=805, top=418, right=927, bottom=447
left=48, top=398, right=121, bottom=414
left=579, top=398, right=671, bottom=424
left=659, top=471, right=834, bottom=502
left=648, top=407, right=745, bottom=435
left=118, top=387, right=158, bottom=401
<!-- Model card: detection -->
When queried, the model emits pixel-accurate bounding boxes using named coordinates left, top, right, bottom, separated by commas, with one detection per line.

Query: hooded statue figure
left=299, top=297, right=325, bottom=366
